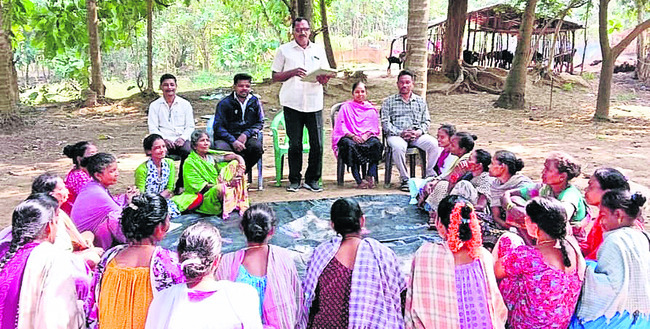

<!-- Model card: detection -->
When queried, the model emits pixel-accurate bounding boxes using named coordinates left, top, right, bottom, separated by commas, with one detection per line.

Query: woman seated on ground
left=182, top=129, right=249, bottom=218
left=432, top=124, right=458, bottom=178
left=135, top=134, right=200, bottom=218
left=71, top=153, right=138, bottom=249
left=503, top=152, right=589, bottom=245
left=494, top=197, right=585, bottom=329
left=482, top=151, right=532, bottom=249
left=581, top=168, right=645, bottom=260
left=216, top=204, right=302, bottom=328
left=422, top=148, right=492, bottom=228
left=407, top=124, right=457, bottom=205
left=31, top=173, right=103, bottom=268
left=417, top=132, right=478, bottom=210
left=61, top=141, right=98, bottom=214
left=405, top=195, right=507, bottom=328
left=87, top=193, right=184, bottom=329
left=331, top=82, right=383, bottom=189
left=0, top=196, right=86, bottom=328
left=297, top=198, right=406, bottom=329
left=569, top=190, right=650, bottom=329
left=145, top=221, right=263, bottom=329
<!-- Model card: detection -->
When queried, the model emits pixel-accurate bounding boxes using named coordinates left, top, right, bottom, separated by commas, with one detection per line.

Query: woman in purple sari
left=0, top=195, right=85, bottom=329
left=71, top=153, right=139, bottom=250
left=331, top=82, right=383, bottom=189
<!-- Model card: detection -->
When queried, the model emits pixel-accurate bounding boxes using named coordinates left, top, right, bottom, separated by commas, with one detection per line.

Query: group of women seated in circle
left=0, top=82, right=648, bottom=328
left=1, top=158, right=648, bottom=328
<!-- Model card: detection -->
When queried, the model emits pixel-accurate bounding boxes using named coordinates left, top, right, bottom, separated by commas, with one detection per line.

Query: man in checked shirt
left=381, top=70, right=440, bottom=191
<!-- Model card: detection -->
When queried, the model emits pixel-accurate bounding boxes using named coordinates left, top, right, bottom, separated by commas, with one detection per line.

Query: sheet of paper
left=301, top=68, right=337, bottom=83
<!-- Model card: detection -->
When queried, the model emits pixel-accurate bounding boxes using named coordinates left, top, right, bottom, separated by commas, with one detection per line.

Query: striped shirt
left=381, top=93, right=431, bottom=136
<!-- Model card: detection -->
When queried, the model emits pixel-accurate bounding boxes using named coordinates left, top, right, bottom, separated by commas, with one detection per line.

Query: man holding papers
left=272, top=17, right=332, bottom=192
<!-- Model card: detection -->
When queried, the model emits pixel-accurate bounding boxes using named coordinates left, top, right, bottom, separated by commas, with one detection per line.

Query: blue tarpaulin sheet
left=160, top=194, right=441, bottom=276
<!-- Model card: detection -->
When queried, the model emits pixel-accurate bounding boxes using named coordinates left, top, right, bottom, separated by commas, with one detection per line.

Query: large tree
left=405, top=0, right=430, bottom=97
left=0, top=8, right=17, bottom=116
left=297, top=0, right=312, bottom=22
left=442, top=0, right=467, bottom=81
left=87, top=0, right=105, bottom=97
left=594, top=0, right=650, bottom=119
left=494, top=0, right=538, bottom=109
left=634, top=0, right=649, bottom=81
left=146, top=0, right=154, bottom=92
left=319, top=0, right=336, bottom=68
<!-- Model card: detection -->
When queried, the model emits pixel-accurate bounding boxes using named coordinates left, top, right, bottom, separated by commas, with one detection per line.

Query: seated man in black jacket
left=212, top=73, right=265, bottom=171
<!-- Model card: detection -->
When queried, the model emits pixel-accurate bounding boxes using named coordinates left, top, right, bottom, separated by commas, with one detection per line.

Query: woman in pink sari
left=331, top=82, right=382, bottom=189
left=61, top=141, right=98, bottom=214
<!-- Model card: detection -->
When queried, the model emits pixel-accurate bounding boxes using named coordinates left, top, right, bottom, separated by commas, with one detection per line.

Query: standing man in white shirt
left=148, top=73, right=195, bottom=191
left=271, top=17, right=331, bottom=192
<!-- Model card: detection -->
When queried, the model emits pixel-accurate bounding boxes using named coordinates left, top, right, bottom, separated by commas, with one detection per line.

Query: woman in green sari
left=182, top=130, right=250, bottom=218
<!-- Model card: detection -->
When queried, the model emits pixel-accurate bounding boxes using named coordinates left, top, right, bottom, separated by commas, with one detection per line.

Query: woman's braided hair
left=0, top=194, right=58, bottom=273
left=526, top=197, right=572, bottom=267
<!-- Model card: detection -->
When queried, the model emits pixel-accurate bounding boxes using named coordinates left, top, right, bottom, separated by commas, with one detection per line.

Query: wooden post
left=570, top=30, right=575, bottom=74
left=472, top=12, right=478, bottom=51
left=490, top=31, right=496, bottom=67
left=466, top=17, right=471, bottom=50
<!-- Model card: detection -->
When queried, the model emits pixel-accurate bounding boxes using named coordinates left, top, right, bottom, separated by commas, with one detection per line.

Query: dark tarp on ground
left=160, top=194, right=441, bottom=276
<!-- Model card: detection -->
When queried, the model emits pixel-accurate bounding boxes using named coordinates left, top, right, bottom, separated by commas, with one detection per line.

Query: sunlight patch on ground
left=611, top=105, right=650, bottom=120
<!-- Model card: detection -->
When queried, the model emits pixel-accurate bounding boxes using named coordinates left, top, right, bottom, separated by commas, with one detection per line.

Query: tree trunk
left=319, top=0, right=336, bottom=69
left=146, top=0, right=154, bottom=92
left=297, top=0, right=312, bottom=23
left=634, top=0, right=647, bottom=80
left=405, top=0, right=430, bottom=98
left=594, top=0, right=650, bottom=119
left=442, top=0, right=468, bottom=81
left=0, top=9, right=17, bottom=115
left=200, top=35, right=210, bottom=71
left=494, top=0, right=538, bottom=109
left=87, top=0, right=105, bottom=97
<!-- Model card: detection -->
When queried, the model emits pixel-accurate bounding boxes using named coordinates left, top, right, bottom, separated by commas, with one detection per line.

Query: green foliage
left=581, top=72, right=596, bottom=80
left=616, top=92, right=637, bottom=102
left=607, top=18, right=623, bottom=34
left=561, top=82, right=573, bottom=91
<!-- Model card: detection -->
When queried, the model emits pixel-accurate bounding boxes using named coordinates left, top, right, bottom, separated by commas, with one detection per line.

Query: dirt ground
left=1, top=69, right=649, bottom=228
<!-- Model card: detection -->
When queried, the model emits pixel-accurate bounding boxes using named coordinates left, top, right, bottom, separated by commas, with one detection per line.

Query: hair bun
left=471, top=134, right=478, bottom=141
left=63, top=145, right=75, bottom=158
left=514, top=158, right=525, bottom=171
left=632, top=192, right=647, bottom=207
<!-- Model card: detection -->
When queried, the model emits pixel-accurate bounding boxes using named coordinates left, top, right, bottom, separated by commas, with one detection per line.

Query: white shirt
left=271, top=40, right=329, bottom=113
left=148, top=95, right=195, bottom=141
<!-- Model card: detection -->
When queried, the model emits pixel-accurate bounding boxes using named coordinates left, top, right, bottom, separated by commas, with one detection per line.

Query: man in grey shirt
left=381, top=70, right=440, bottom=191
